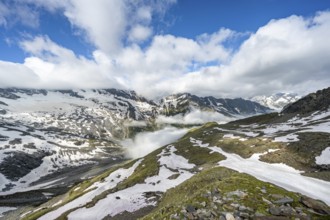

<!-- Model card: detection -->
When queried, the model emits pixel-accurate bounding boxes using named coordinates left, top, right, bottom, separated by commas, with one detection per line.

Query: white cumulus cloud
left=128, top=25, right=152, bottom=42
left=0, top=1, right=329, bottom=100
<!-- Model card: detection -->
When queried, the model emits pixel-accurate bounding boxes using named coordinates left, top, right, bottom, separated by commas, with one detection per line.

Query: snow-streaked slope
left=38, top=160, right=142, bottom=220
left=0, top=123, right=122, bottom=195
left=251, top=93, right=300, bottom=111
left=259, top=110, right=330, bottom=142
left=39, top=145, right=195, bottom=220
left=0, top=89, right=157, bottom=140
left=0, top=89, right=158, bottom=196
left=191, top=138, right=330, bottom=205
left=67, top=146, right=194, bottom=220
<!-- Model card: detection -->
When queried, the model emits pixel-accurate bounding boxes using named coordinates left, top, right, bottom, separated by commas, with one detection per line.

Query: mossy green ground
left=140, top=166, right=326, bottom=219
left=259, top=132, right=330, bottom=181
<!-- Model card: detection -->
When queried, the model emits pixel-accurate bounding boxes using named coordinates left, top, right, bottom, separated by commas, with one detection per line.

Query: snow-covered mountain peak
left=251, top=92, right=300, bottom=111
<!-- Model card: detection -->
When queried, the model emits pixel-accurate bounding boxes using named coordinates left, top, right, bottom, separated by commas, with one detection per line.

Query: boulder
left=274, top=197, right=294, bottom=205
left=269, top=206, right=281, bottom=216
left=300, top=196, right=330, bottom=215
left=225, top=213, right=235, bottom=220
left=186, top=205, right=196, bottom=213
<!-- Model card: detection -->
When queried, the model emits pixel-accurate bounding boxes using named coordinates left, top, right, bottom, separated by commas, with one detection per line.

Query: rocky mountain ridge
left=160, top=93, right=271, bottom=117
left=282, top=87, right=330, bottom=114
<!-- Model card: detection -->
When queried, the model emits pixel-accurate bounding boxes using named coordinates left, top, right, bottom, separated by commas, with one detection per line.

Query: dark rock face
left=0, top=191, right=49, bottom=206
left=100, top=89, right=155, bottom=104
left=0, top=134, right=9, bottom=141
left=0, top=88, right=48, bottom=99
left=274, top=197, right=294, bottom=205
left=8, top=138, right=22, bottom=145
left=0, top=89, right=21, bottom=99
left=55, top=90, right=84, bottom=98
left=282, top=87, right=330, bottom=114
left=0, top=151, right=51, bottom=181
left=0, top=109, right=6, bottom=114
left=0, top=101, right=8, bottom=106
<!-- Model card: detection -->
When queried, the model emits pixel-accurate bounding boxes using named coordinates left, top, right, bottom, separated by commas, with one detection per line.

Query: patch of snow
left=273, top=133, right=299, bottom=142
left=158, top=145, right=195, bottom=170
left=306, top=121, right=330, bottom=133
left=0, top=206, right=17, bottom=217
left=0, top=175, right=66, bottom=196
left=315, top=147, right=330, bottom=165
left=234, top=107, right=241, bottom=113
left=223, top=134, right=237, bottom=139
left=73, top=187, right=81, bottom=192
left=190, top=138, right=209, bottom=148
left=215, top=127, right=259, bottom=137
left=52, top=200, right=63, bottom=207
left=20, top=211, right=32, bottom=218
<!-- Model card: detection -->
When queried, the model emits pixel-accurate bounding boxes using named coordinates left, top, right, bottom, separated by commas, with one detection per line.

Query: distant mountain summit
left=251, top=93, right=300, bottom=111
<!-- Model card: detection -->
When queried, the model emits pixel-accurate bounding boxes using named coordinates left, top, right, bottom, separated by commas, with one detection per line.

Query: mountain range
left=0, top=88, right=270, bottom=201
left=1, top=87, right=329, bottom=219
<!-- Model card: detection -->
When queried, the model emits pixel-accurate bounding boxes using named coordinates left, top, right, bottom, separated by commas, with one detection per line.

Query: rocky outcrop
left=282, top=87, right=330, bottom=114
left=0, top=151, right=52, bottom=181
left=300, top=195, right=330, bottom=215
left=170, top=189, right=322, bottom=220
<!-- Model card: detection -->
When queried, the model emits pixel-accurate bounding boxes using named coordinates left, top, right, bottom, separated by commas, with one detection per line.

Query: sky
left=0, top=0, right=330, bottom=99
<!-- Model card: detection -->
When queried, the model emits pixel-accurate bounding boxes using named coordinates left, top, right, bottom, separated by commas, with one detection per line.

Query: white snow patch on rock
left=273, top=133, right=299, bottom=142
left=315, top=147, right=330, bottom=165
